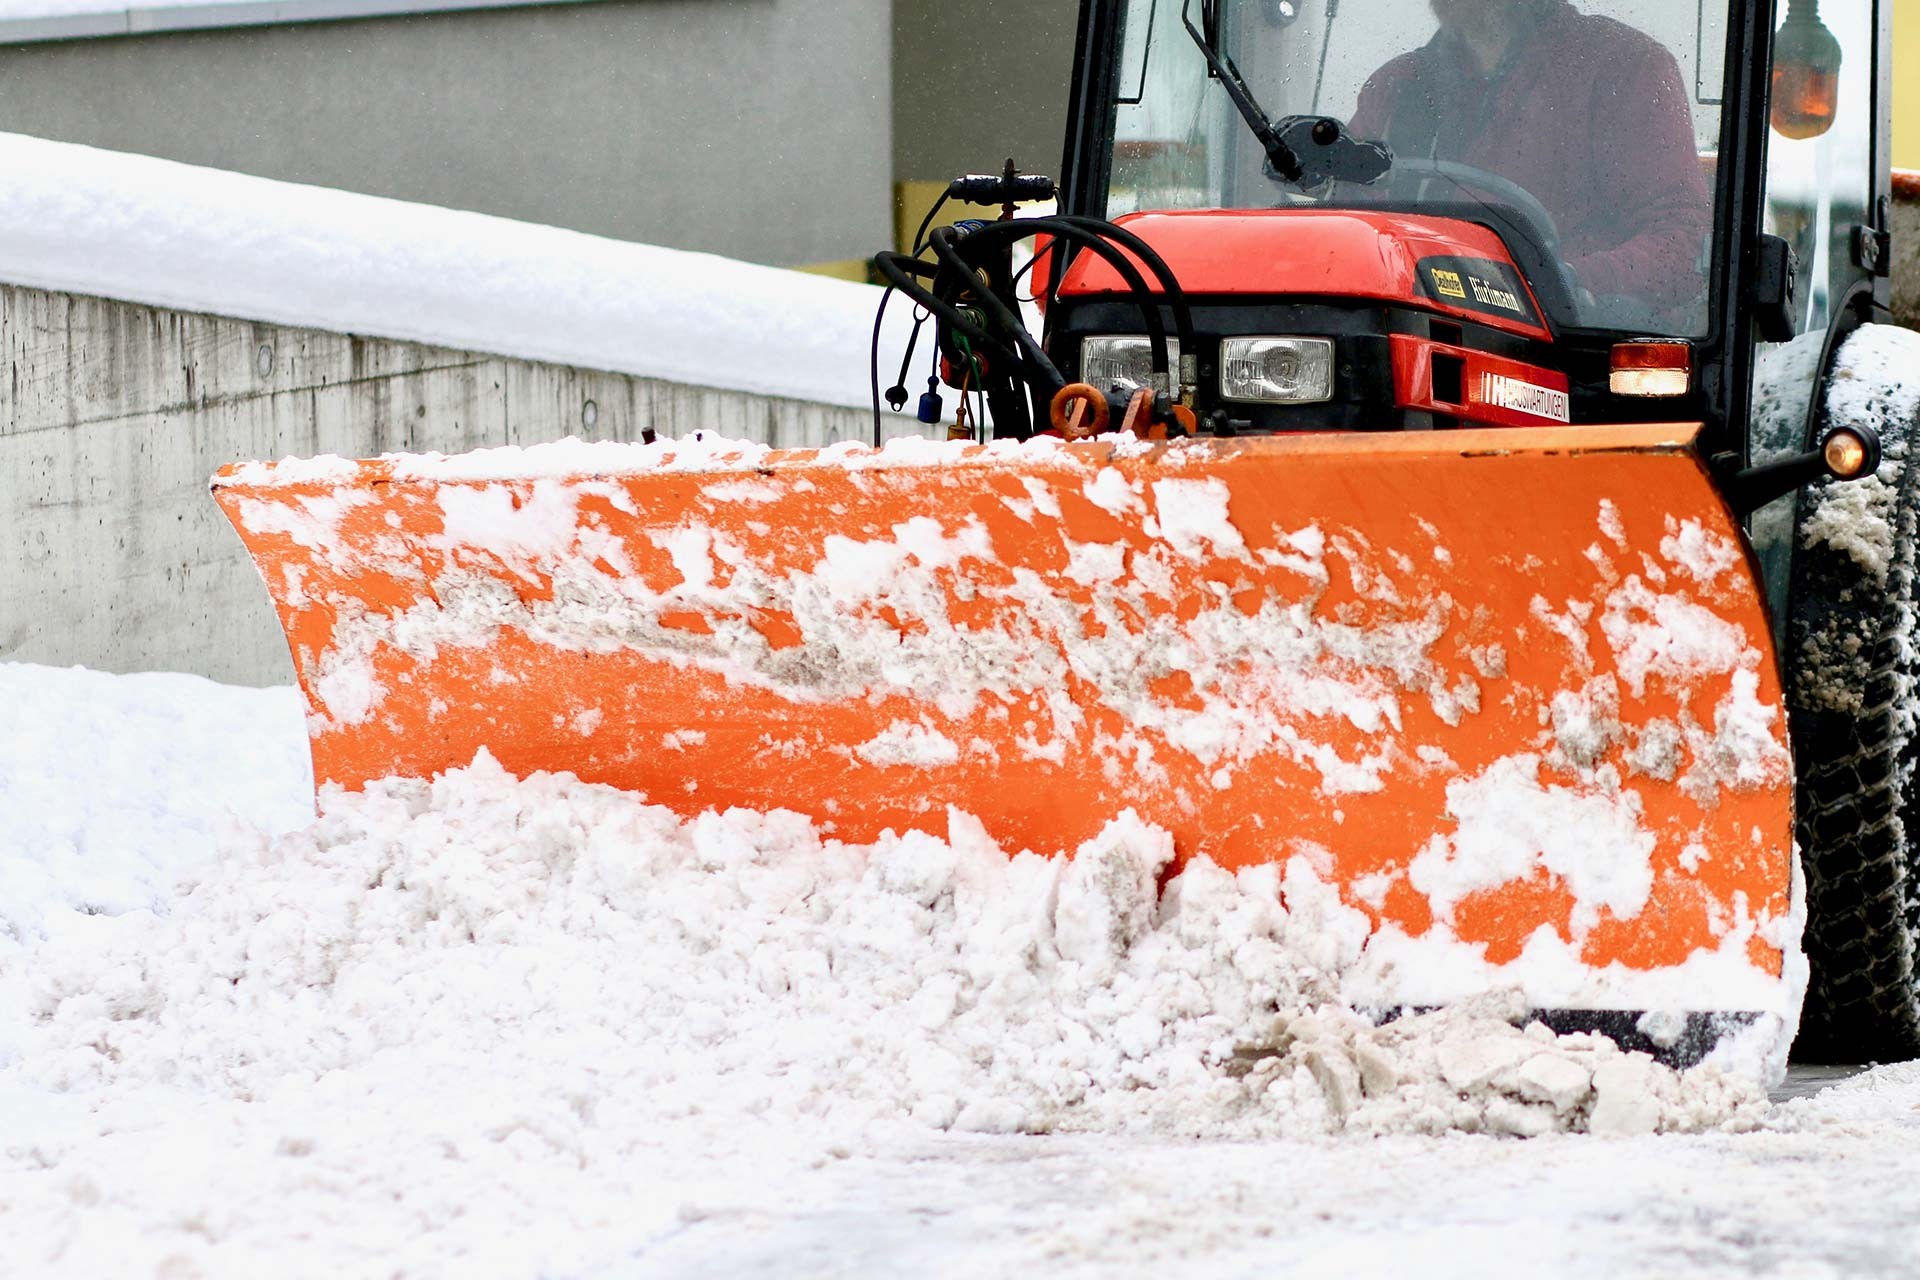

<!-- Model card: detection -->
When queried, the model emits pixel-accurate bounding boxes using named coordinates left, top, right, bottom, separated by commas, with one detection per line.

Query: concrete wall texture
left=0, top=0, right=892, bottom=269
left=892, top=0, right=1079, bottom=185
left=1896, top=174, right=1919, bottom=329
left=1, top=285, right=875, bottom=686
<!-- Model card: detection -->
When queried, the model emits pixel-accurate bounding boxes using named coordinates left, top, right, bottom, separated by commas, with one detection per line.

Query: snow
left=0, top=132, right=913, bottom=411
left=1407, top=754, right=1657, bottom=937
left=0, top=0, right=252, bottom=17
left=1145, top=477, right=1249, bottom=560
left=0, top=664, right=312, bottom=948
left=1798, top=325, right=1920, bottom=581
left=1, top=661, right=1915, bottom=1276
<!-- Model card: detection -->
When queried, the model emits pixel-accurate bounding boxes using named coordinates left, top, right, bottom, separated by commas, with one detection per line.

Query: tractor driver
left=1347, top=0, right=1712, bottom=328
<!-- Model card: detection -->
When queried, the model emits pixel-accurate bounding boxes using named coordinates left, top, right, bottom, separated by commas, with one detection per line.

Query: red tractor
left=871, top=0, right=1913, bottom=1062
left=216, top=0, right=1913, bottom=1073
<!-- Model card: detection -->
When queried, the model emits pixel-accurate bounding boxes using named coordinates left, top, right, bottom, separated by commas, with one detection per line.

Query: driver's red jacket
left=1349, top=0, right=1711, bottom=313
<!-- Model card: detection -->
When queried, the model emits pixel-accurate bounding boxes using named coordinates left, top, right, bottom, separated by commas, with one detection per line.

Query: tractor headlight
left=1081, top=335, right=1180, bottom=397
left=1220, top=337, right=1335, bottom=404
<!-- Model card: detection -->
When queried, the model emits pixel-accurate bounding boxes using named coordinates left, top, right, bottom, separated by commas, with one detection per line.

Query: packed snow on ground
left=1, top=661, right=1914, bottom=1278
left=0, top=131, right=914, bottom=411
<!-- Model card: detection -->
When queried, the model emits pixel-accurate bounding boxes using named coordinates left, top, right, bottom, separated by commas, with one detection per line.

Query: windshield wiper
left=1181, top=0, right=1303, bottom=182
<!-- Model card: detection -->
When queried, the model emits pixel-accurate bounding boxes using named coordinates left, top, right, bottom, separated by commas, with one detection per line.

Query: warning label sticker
left=1430, top=268, right=1468, bottom=300
left=1476, top=371, right=1571, bottom=423
left=1418, top=257, right=1541, bottom=326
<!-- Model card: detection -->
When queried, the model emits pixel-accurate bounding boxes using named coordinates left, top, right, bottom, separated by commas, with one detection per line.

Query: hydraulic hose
left=868, top=284, right=891, bottom=445
left=946, top=217, right=1174, bottom=392
left=1046, top=215, right=1197, bottom=380
left=927, top=225, right=1068, bottom=395
left=872, top=212, right=1193, bottom=439
left=870, top=190, right=960, bottom=443
left=871, top=250, right=1022, bottom=370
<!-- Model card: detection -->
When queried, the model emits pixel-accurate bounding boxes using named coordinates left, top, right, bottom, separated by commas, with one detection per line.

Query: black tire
left=1788, top=402, right=1920, bottom=1063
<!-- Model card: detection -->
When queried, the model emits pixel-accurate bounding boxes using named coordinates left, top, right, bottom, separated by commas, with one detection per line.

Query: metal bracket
left=1753, top=234, right=1799, bottom=343
left=1853, top=223, right=1892, bottom=279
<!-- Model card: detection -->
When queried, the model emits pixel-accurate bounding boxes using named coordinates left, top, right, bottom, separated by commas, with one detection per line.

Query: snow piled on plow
left=9, top=753, right=1769, bottom=1143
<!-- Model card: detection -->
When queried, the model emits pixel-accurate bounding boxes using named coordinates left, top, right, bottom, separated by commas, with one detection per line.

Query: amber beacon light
left=1771, top=0, right=1843, bottom=140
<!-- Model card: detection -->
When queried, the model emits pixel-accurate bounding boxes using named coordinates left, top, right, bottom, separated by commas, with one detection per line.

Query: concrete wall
left=0, top=0, right=891, bottom=269
left=892, top=0, right=1080, bottom=186
left=1, top=285, right=875, bottom=686
left=1896, top=173, right=1919, bottom=329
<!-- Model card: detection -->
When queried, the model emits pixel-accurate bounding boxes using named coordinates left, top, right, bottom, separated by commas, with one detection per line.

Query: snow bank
left=0, top=663, right=1844, bottom=1275
left=0, top=132, right=911, bottom=409
left=0, top=664, right=311, bottom=944
left=8, top=750, right=1767, bottom=1131
left=0, top=751, right=1779, bottom=1273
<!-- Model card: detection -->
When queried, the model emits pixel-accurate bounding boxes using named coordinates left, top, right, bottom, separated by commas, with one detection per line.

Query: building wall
left=1, top=285, right=879, bottom=686
left=891, top=0, right=1080, bottom=188
left=0, top=0, right=891, bottom=269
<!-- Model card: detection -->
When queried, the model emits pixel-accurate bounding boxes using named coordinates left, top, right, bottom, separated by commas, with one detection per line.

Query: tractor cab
left=1047, top=0, right=1894, bottom=474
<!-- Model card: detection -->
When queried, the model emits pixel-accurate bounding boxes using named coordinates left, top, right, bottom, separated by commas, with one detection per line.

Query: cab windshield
left=1108, top=0, right=1730, bottom=335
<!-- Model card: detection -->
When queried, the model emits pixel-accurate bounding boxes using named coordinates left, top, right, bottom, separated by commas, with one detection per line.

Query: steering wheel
left=1384, top=157, right=1561, bottom=255
left=1375, top=157, right=1582, bottom=310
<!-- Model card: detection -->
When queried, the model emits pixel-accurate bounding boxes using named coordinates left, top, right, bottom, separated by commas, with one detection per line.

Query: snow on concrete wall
left=1, top=284, right=889, bottom=686
left=0, top=132, right=916, bottom=411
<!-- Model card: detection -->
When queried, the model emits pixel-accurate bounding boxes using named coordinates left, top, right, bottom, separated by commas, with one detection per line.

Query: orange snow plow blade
left=214, top=425, right=1796, bottom=1038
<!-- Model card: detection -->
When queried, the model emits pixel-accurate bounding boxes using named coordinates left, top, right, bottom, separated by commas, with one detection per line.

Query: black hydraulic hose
left=910, top=191, right=953, bottom=255
left=949, top=219, right=1167, bottom=373
left=957, top=217, right=1174, bottom=358
left=872, top=213, right=1188, bottom=433
left=1047, top=214, right=1196, bottom=372
left=866, top=189, right=963, bottom=443
left=871, top=250, right=1022, bottom=370
left=927, top=226, right=1068, bottom=395
left=951, top=218, right=1172, bottom=386
left=868, top=284, right=891, bottom=445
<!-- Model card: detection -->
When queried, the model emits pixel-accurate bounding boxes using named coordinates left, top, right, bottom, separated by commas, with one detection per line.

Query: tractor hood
left=1053, top=209, right=1555, bottom=341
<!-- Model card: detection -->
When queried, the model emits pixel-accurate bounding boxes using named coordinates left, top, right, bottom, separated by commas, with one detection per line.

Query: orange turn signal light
left=1610, top=341, right=1691, bottom=397
left=1824, top=429, right=1872, bottom=480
